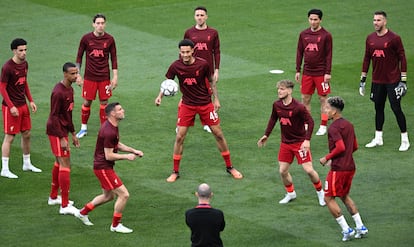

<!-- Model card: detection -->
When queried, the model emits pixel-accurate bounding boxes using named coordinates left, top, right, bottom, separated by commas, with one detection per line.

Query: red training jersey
left=94, top=120, right=119, bottom=170
left=362, top=30, right=407, bottom=84
left=327, top=118, right=357, bottom=171
left=264, top=98, right=314, bottom=143
left=76, top=32, right=117, bottom=82
left=46, top=82, right=75, bottom=138
left=184, top=26, right=220, bottom=73
left=166, top=57, right=211, bottom=106
left=296, top=27, right=333, bottom=76
left=0, top=59, right=33, bottom=107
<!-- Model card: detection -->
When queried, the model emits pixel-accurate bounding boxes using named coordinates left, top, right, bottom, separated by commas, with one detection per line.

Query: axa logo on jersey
left=89, top=49, right=104, bottom=57
left=305, top=43, right=319, bottom=52
left=280, top=117, right=292, bottom=126
left=15, top=77, right=26, bottom=86
left=183, top=78, right=197, bottom=85
left=195, top=42, right=208, bottom=51
left=372, top=49, right=385, bottom=57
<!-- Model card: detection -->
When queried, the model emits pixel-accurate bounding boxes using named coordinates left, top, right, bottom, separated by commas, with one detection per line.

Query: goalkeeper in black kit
left=359, top=10, right=409, bottom=151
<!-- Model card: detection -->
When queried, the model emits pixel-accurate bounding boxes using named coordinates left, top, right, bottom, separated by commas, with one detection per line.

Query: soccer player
left=257, top=79, right=325, bottom=206
left=359, top=10, right=409, bottom=151
left=0, top=38, right=42, bottom=179
left=295, top=9, right=333, bottom=136
left=46, top=62, right=80, bottom=215
left=75, top=102, right=144, bottom=233
left=319, top=96, right=368, bottom=242
left=75, top=13, right=118, bottom=139
left=185, top=183, right=225, bottom=247
left=183, top=6, right=221, bottom=133
left=154, top=39, right=242, bottom=183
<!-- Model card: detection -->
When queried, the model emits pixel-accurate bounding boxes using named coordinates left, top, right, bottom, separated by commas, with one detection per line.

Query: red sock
left=321, top=113, right=328, bottom=126
left=81, top=105, right=91, bottom=125
left=100, top=104, right=107, bottom=124
left=221, top=151, right=232, bottom=168
left=313, top=180, right=323, bottom=191
left=173, top=154, right=181, bottom=173
left=112, top=212, right=122, bottom=227
left=50, top=162, right=60, bottom=199
left=80, top=202, right=95, bottom=215
left=285, top=184, right=295, bottom=193
left=59, top=167, right=71, bottom=207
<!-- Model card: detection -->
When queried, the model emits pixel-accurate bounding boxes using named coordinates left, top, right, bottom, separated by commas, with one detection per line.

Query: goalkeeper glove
left=359, top=76, right=366, bottom=96
left=395, top=76, right=407, bottom=99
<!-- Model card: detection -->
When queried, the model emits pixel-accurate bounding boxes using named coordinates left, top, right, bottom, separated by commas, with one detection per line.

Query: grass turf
left=0, top=0, right=413, bottom=246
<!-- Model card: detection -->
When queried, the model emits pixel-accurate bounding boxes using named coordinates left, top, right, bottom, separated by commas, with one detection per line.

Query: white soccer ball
left=160, top=79, right=179, bottom=96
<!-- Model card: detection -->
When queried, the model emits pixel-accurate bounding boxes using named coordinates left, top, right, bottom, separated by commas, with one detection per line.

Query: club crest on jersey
left=184, top=78, right=197, bottom=85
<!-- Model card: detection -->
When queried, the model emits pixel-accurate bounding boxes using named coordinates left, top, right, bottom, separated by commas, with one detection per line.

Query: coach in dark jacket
left=185, top=183, right=225, bottom=247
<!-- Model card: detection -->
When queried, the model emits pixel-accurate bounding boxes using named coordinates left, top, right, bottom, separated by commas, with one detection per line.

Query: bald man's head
left=197, top=183, right=212, bottom=199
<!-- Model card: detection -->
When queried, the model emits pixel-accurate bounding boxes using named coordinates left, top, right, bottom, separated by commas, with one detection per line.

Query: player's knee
left=279, top=168, right=289, bottom=176
left=3, top=134, right=16, bottom=143
left=105, top=193, right=115, bottom=202
left=83, top=100, right=92, bottom=107
left=175, top=134, right=186, bottom=144
left=120, top=191, right=130, bottom=201
left=214, top=133, right=224, bottom=142
left=21, top=130, right=31, bottom=139
left=302, top=94, right=311, bottom=102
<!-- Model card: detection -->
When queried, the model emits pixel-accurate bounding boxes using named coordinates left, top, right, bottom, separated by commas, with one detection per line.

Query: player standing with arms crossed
left=0, top=38, right=42, bottom=178
left=46, top=62, right=80, bottom=215
left=296, top=9, right=333, bottom=136
left=359, top=10, right=409, bottom=151
left=319, top=96, right=368, bottom=242
left=155, top=39, right=242, bottom=182
left=75, top=102, right=144, bottom=233
left=257, top=80, right=325, bottom=206
left=183, top=6, right=221, bottom=133
left=75, top=13, right=118, bottom=139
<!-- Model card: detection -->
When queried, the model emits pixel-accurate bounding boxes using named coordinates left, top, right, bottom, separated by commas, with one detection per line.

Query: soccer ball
left=160, top=79, right=179, bottom=96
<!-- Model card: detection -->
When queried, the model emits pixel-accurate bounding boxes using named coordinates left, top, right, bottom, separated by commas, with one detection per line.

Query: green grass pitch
left=0, top=0, right=413, bottom=246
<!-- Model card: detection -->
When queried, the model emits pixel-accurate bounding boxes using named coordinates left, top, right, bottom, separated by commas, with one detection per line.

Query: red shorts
left=94, top=169, right=123, bottom=191
left=82, top=79, right=112, bottom=101
left=48, top=135, right=70, bottom=157
left=278, top=142, right=312, bottom=164
left=301, top=75, right=330, bottom=96
left=2, top=104, right=31, bottom=134
left=324, top=170, right=355, bottom=197
left=177, top=102, right=220, bottom=127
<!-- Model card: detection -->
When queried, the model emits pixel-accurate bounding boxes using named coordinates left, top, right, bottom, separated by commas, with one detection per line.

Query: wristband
left=360, top=76, right=367, bottom=83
